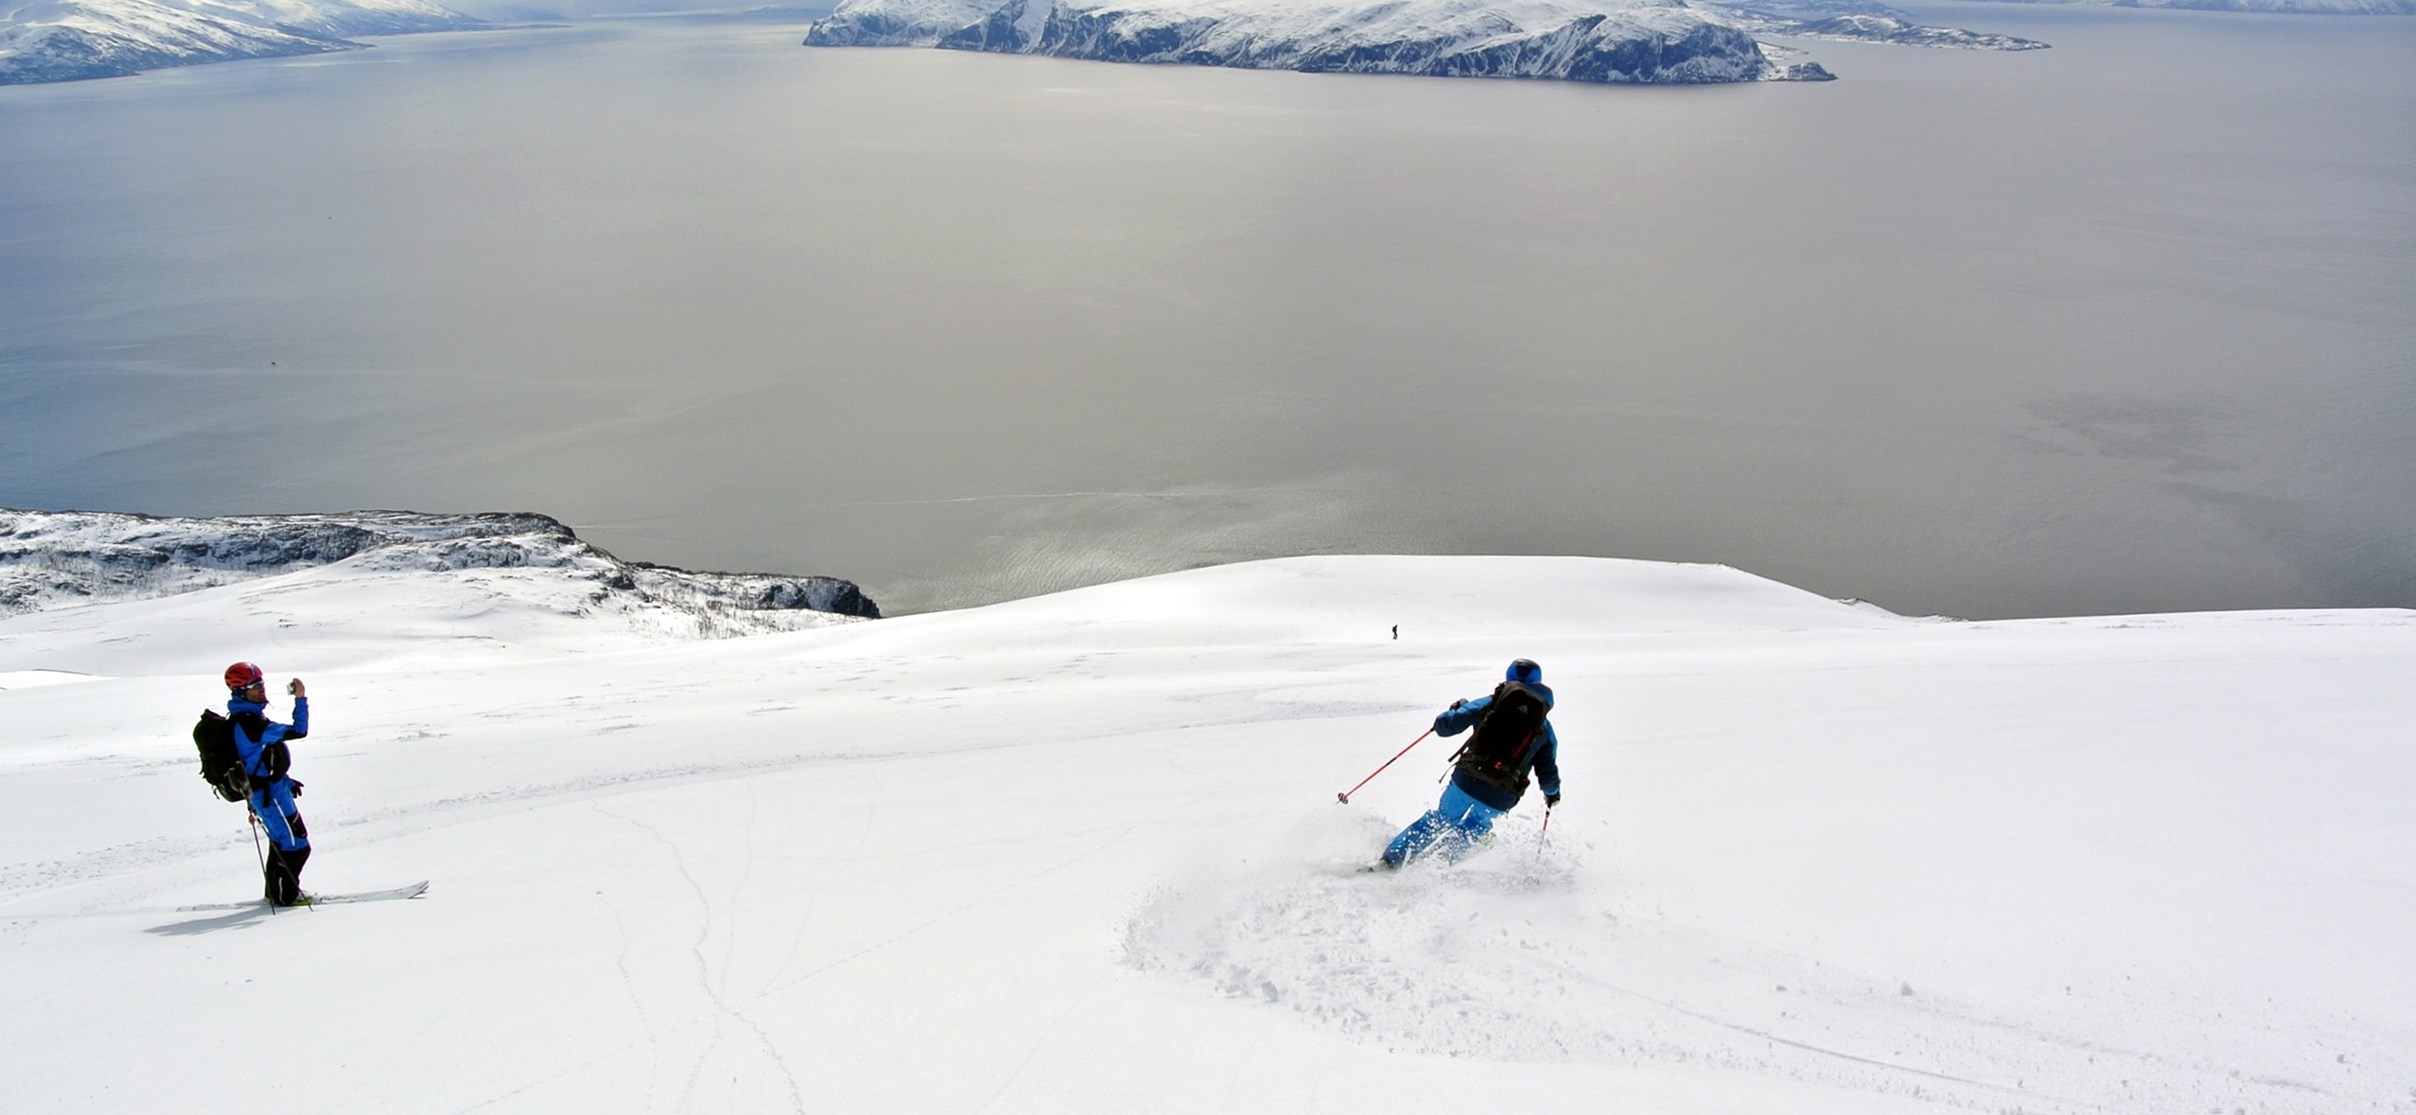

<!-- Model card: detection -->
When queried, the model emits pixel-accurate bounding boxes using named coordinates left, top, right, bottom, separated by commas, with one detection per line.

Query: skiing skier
left=223, top=662, right=313, bottom=905
left=1380, top=658, right=1561, bottom=869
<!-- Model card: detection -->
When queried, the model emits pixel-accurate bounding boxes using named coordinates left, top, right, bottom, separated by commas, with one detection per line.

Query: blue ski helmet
left=1507, top=659, right=1542, bottom=685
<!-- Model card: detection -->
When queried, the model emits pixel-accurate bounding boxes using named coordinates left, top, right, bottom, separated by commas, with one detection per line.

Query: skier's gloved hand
left=1449, top=699, right=1469, bottom=710
left=1544, top=792, right=1561, bottom=807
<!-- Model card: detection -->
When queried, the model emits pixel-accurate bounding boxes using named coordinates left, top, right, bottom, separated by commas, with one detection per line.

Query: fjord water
left=1, top=6, right=2410, bottom=616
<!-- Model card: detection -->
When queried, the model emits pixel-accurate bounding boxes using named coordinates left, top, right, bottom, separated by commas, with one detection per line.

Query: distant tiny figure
left=1391, top=625, right=1398, bottom=640
left=1381, top=658, right=1561, bottom=868
left=223, top=662, right=313, bottom=905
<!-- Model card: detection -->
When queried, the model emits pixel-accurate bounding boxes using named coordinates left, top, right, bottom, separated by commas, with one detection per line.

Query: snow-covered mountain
left=0, top=509, right=877, bottom=650
left=1977, top=0, right=2411, bottom=12
left=799, top=0, right=2081, bottom=84
left=0, top=0, right=480, bottom=85
left=0, top=547, right=2407, bottom=1111
left=806, top=0, right=1841, bottom=84
left=1716, top=2, right=2049, bottom=48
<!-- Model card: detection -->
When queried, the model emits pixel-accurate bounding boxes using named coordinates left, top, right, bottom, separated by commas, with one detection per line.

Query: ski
left=177, top=880, right=429, bottom=912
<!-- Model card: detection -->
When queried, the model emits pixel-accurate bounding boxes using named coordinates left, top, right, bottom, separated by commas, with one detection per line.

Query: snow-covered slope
left=0, top=0, right=479, bottom=84
left=0, top=549, right=2408, bottom=1112
left=807, top=0, right=1839, bottom=84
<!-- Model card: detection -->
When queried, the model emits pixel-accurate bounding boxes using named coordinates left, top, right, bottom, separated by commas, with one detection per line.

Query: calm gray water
left=3, top=5, right=2411, bottom=616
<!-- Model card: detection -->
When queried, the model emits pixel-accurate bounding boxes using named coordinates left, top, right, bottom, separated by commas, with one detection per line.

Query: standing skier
left=223, top=662, right=313, bottom=906
left=1381, top=658, right=1561, bottom=869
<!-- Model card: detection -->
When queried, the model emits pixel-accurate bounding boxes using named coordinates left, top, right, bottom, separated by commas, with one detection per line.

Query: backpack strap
left=1446, top=682, right=1517, bottom=764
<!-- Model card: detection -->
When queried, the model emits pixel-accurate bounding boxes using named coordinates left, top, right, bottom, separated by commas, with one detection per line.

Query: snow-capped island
left=805, top=0, right=1842, bottom=84
left=0, top=0, right=481, bottom=85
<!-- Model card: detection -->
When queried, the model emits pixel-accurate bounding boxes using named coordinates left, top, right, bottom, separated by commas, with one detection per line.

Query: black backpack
left=192, top=710, right=249, bottom=802
left=192, top=709, right=289, bottom=802
left=1451, top=681, right=1550, bottom=796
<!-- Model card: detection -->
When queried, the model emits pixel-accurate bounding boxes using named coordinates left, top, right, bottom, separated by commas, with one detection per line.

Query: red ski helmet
left=224, top=661, right=265, bottom=692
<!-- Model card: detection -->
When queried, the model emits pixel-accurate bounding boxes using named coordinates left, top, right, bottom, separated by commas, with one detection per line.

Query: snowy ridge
left=1716, top=3, right=2049, bottom=48
left=174, top=0, right=474, bottom=37
left=0, top=508, right=876, bottom=655
left=1979, top=0, right=2411, bottom=12
left=0, top=0, right=341, bottom=83
left=808, top=0, right=1838, bottom=84
left=0, top=0, right=479, bottom=84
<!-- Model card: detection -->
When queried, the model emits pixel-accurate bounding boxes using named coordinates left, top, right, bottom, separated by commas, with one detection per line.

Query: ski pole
left=1337, top=729, right=1433, bottom=804
left=248, top=812, right=274, bottom=916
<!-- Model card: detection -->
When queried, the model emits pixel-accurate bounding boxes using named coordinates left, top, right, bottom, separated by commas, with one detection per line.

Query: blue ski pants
left=250, top=779, right=309, bottom=853
left=1382, top=781, right=1503, bottom=868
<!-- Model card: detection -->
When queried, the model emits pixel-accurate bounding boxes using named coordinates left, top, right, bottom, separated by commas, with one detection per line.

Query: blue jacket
left=227, top=696, right=308, bottom=781
left=1434, top=683, right=1560, bottom=811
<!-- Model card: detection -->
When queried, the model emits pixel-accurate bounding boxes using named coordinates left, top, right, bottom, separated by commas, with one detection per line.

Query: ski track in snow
left=1119, top=809, right=2359, bottom=1114
left=593, top=802, right=806, bottom=1115
left=751, top=794, right=1204, bottom=1002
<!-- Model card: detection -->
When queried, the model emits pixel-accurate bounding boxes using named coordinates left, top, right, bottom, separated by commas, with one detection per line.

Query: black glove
left=1544, top=792, right=1560, bottom=807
